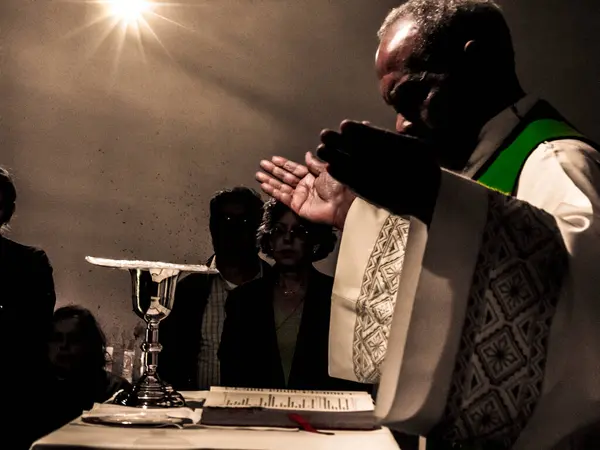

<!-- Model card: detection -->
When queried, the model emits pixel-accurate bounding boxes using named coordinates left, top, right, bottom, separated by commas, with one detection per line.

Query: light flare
left=106, top=0, right=153, bottom=25
left=58, top=0, right=193, bottom=79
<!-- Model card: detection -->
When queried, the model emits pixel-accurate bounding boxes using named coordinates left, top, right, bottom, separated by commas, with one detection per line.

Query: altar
left=31, top=391, right=401, bottom=450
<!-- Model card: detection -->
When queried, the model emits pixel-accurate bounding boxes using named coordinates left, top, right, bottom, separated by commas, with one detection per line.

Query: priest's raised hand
left=256, top=152, right=356, bottom=230
left=317, top=120, right=442, bottom=226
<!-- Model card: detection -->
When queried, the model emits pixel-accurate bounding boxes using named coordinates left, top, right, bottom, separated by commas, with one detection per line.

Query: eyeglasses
left=217, top=215, right=256, bottom=228
left=270, top=224, right=310, bottom=240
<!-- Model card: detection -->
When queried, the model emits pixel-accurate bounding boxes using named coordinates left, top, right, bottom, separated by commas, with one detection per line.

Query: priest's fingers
left=316, top=145, right=354, bottom=185
left=339, top=120, right=427, bottom=163
left=271, top=156, right=309, bottom=179
left=323, top=124, right=377, bottom=159
left=305, top=152, right=328, bottom=177
left=256, top=171, right=295, bottom=194
left=259, top=159, right=302, bottom=187
left=258, top=181, right=293, bottom=207
left=340, top=120, right=386, bottom=135
left=320, top=129, right=343, bottom=148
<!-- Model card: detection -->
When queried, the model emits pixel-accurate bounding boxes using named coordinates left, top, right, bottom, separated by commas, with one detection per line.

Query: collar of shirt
left=209, top=256, right=264, bottom=291
left=461, top=94, right=539, bottom=178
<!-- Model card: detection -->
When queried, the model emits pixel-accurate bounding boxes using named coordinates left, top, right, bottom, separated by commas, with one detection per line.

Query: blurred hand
left=317, top=120, right=441, bottom=225
left=256, top=152, right=356, bottom=230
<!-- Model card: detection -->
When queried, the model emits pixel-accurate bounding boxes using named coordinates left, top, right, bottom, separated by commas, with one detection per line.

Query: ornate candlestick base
left=86, top=256, right=218, bottom=409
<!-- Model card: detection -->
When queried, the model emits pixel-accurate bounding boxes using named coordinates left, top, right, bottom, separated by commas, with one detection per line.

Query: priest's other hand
left=256, top=152, right=356, bottom=230
left=317, top=120, right=441, bottom=226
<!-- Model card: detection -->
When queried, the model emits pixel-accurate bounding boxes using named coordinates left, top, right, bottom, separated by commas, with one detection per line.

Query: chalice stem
left=143, top=321, right=161, bottom=377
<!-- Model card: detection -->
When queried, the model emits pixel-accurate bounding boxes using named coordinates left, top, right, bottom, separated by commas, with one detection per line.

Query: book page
left=205, top=387, right=374, bottom=412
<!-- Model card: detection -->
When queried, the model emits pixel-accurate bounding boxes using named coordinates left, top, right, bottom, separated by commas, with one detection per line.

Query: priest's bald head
left=376, top=0, right=524, bottom=170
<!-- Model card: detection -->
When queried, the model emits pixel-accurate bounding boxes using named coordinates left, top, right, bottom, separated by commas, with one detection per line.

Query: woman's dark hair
left=0, top=167, right=17, bottom=229
left=52, top=305, right=108, bottom=373
left=257, top=199, right=337, bottom=262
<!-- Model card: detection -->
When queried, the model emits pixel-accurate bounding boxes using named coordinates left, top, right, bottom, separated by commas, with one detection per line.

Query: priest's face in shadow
left=376, top=19, right=473, bottom=170
left=270, top=211, right=312, bottom=268
left=375, top=16, right=518, bottom=170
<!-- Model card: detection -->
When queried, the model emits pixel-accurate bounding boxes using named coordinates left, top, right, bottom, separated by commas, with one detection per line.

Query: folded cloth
left=81, top=403, right=202, bottom=425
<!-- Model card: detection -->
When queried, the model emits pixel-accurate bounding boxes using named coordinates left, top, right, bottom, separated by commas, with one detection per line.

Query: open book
left=200, top=387, right=378, bottom=431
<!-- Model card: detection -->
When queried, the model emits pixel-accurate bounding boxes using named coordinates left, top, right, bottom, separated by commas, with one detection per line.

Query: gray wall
left=1, top=0, right=599, bottom=349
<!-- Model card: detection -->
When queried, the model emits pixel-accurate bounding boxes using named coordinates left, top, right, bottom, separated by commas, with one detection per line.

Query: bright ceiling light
left=107, top=0, right=153, bottom=24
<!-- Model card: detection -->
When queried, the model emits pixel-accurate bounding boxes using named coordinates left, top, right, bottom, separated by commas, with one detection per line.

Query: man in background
left=160, top=187, right=270, bottom=390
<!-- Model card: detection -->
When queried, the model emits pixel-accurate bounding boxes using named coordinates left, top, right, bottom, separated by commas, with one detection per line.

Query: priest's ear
left=462, top=39, right=483, bottom=66
left=462, top=39, right=505, bottom=73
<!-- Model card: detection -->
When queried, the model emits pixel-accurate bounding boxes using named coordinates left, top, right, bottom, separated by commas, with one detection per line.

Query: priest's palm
left=256, top=152, right=356, bottom=230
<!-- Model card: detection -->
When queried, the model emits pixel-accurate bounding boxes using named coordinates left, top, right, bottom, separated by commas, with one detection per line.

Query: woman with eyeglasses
left=219, top=199, right=371, bottom=392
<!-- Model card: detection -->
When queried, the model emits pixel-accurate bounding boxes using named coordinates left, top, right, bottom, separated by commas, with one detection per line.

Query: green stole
left=474, top=100, right=585, bottom=194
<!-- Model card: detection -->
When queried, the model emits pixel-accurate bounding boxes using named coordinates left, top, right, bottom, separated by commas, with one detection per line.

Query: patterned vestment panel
left=352, top=216, right=410, bottom=382
left=432, top=192, right=569, bottom=448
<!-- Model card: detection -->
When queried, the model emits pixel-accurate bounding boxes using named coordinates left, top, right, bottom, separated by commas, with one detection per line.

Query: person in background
left=0, top=166, right=57, bottom=450
left=219, top=199, right=370, bottom=393
left=46, top=306, right=131, bottom=429
left=160, top=187, right=271, bottom=390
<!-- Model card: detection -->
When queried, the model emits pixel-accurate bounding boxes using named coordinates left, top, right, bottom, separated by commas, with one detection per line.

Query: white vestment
left=329, top=95, right=600, bottom=448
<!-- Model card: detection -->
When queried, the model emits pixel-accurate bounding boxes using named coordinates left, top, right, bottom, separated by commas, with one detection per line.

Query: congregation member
left=0, top=166, right=56, bottom=450
left=160, top=187, right=271, bottom=390
left=256, top=1, right=600, bottom=448
left=219, top=200, right=370, bottom=393
left=46, top=306, right=131, bottom=429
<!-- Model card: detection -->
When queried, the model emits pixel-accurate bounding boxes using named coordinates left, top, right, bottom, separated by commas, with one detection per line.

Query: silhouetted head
left=0, top=167, right=17, bottom=232
left=376, top=0, right=523, bottom=169
left=209, top=187, right=264, bottom=261
left=48, top=306, right=107, bottom=378
left=258, top=200, right=337, bottom=269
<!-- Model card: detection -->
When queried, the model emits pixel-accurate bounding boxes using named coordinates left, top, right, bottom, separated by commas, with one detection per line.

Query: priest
left=256, top=1, right=600, bottom=449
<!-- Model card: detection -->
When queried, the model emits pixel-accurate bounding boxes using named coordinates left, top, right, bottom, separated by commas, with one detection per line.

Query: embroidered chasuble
left=328, top=97, right=600, bottom=449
